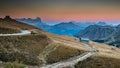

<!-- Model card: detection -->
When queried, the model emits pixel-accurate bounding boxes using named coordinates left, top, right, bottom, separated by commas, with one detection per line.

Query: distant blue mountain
left=76, top=25, right=115, bottom=40
left=17, top=17, right=42, bottom=24
left=16, top=17, right=51, bottom=30
left=74, top=22, right=95, bottom=28
left=16, top=18, right=84, bottom=36
left=96, top=21, right=107, bottom=26
left=16, top=17, right=110, bottom=36
left=75, top=21, right=108, bottom=28
left=47, top=22, right=84, bottom=36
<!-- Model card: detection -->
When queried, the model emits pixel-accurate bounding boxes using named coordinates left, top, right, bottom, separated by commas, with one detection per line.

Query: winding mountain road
left=0, top=30, right=31, bottom=36
left=0, top=30, right=96, bottom=68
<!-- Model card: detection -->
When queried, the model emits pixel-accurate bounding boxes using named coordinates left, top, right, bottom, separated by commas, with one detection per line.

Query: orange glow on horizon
left=0, top=0, right=120, bottom=23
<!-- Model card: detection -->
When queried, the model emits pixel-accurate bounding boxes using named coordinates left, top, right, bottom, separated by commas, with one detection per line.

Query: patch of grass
left=0, top=18, right=35, bottom=30
left=4, top=61, right=26, bottom=68
left=75, top=56, right=120, bottom=68
left=0, top=27, right=20, bottom=34
left=47, top=44, right=85, bottom=64
left=0, top=34, right=51, bottom=65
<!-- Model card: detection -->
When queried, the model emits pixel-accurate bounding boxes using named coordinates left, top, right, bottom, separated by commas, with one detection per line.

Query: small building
left=4, top=16, right=12, bottom=20
left=79, top=37, right=90, bottom=43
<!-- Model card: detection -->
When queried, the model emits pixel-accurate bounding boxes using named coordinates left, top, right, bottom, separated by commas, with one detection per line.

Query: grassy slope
left=47, top=44, right=85, bottom=64
left=0, top=34, right=51, bottom=65
left=29, top=29, right=89, bottom=65
left=0, top=18, right=52, bottom=65
left=75, top=56, right=120, bottom=68
left=75, top=41, right=120, bottom=68
left=0, top=18, right=35, bottom=30
left=89, top=41, right=120, bottom=59
left=0, top=18, right=88, bottom=66
left=0, top=27, right=20, bottom=34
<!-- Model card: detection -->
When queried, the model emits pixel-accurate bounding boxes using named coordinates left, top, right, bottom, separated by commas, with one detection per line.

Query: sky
left=0, top=0, right=120, bottom=23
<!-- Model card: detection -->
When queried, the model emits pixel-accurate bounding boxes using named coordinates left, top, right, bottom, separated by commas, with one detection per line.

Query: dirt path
left=0, top=30, right=31, bottom=36
left=40, top=41, right=96, bottom=68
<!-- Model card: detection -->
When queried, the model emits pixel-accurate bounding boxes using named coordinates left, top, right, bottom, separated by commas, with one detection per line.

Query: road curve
left=41, top=42, right=96, bottom=68
left=0, top=30, right=31, bottom=36
left=41, top=52, right=94, bottom=68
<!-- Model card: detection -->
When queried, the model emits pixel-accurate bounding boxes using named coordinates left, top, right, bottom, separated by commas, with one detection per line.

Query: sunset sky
left=0, top=0, right=120, bottom=23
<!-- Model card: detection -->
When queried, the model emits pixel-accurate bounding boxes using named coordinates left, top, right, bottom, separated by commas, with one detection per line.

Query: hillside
left=104, top=24, right=120, bottom=48
left=0, top=16, right=52, bottom=65
left=40, top=29, right=120, bottom=68
left=0, top=16, right=88, bottom=67
left=76, top=25, right=115, bottom=40
left=0, top=16, right=35, bottom=30
left=76, top=24, right=120, bottom=48
left=75, top=41, right=120, bottom=68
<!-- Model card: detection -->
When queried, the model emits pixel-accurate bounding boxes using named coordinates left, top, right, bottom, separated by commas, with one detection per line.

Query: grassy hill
left=0, top=18, right=35, bottom=30
left=0, top=17, right=87, bottom=67
left=75, top=41, right=120, bottom=68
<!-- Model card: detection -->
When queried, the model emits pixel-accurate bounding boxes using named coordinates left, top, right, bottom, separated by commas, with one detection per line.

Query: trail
left=41, top=52, right=94, bottom=68
left=38, top=43, right=59, bottom=64
left=0, top=30, right=31, bottom=36
left=40, top=42, right=96, bottom=68
left=0, top=29, right=96, bottom=68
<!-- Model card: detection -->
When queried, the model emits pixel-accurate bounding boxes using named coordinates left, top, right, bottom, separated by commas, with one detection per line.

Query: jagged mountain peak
left=34, top=17, right=41, bottom=22
left=97, top=21, right=107, bottom=26
left=16, top=17, right=42, bottom=23
left=54, top=22, right=78, bottom=27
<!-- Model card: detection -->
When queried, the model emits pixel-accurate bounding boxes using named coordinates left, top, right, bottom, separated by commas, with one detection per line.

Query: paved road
left=0, top=30, right=31, bottom=36
left=41, top=42, right=96, bottom=68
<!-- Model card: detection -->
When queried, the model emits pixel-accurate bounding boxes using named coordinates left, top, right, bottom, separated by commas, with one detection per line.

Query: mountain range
left=16, top=18, right=84, bottom=36
left=47, top=22, right=84, bottom=36
left=16, top=17, right=109, bottom=36
left=76, top=25, right=115, bottom=40
left=16, top=17, right=51, bottom=30
left=104, top=24, right=120, bottom=47
left=76, top=24, right=120, bottom=48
